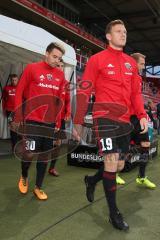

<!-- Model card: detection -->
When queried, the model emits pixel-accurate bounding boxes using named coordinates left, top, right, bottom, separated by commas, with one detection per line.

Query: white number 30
left=25, top=140, right=36, bottom=151
left=100, top=138, right=113, bottom=151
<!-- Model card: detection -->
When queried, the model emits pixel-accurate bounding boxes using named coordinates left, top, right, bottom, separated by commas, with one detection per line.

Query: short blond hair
left=105, top=19, right=125, bottom=34
left=131, top=52, right=146, bottom=62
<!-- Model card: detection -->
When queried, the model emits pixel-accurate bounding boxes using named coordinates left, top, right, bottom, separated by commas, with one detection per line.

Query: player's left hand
left=65, top=115, right=71, bottom=121
left=55, top=127, right=60, bottom=132
left=140, top=117, right=148, bottom=134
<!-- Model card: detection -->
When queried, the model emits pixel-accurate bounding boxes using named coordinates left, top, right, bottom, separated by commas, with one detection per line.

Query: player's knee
left=117, top=161, right=125, bottom=171
left=141, top=141, right=150, bottom=148
left=23, top=151, right=34, bottom=161
left=104, top=153, right=118, bottom=172
left=140, top=146, right=149, bottom=163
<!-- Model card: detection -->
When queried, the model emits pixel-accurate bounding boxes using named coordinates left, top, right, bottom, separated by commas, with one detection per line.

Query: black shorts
left=93, top=118, right=132, bottom=155
left=23, top=120, right=55, bottom=153
left=54, top=119, right=66, bottom=140
left=6, top=111, right=14, bottom=123
left=60, top=119, right=65, bottom=130
left=130, top=115, right=149, bottom=144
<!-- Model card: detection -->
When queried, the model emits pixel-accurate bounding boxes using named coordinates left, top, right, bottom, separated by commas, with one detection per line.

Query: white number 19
left=100, top=138, right=113, bottom=151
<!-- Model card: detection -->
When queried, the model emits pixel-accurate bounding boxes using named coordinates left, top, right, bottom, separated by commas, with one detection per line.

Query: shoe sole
left=109, top=218, right=129, bottom=231
left=33, top=191, right=48, bottom=200
left=136, top=182, right=156, bottom=189
left=19, top=189, right=28, bottom=194
left=117, top=182, right=125, bottom=185
left=48, top=173, right=59, bottom=177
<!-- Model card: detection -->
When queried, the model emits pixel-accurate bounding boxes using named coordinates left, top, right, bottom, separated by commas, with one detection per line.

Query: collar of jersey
left=42, top=61, right=55, bottom=70
left=107, top=46, right=123, bottom=55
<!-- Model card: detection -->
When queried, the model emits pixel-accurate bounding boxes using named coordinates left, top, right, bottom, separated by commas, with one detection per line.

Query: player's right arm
left=75, top=56, right=98, bottom=124
left=14, top=64, right=32, bottom=124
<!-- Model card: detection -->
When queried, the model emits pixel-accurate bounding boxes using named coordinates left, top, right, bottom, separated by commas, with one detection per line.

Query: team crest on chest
left=125, top=62, right=132, bottom=70
left=46, top=73, right=53, bottom=81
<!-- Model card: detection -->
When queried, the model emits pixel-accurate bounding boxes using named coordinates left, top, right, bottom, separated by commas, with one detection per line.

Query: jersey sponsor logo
left=40, top=74, right=45, bottom=81
left=9, top=89, right=15, bottom=95
left=108, top=71, right=115, bottom=75
left=46, top=74, right=53, bottom=81
left=38, top=82, right=59, bottom=90
left=125, top=62, right=132, bottom=70
left=125, top=72, right=133, bottom=75
left=107, top=63, right=114, bottom=68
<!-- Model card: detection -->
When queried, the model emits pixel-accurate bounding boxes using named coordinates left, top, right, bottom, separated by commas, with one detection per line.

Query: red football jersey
left=61, top=80, right=71, bottom=120
left=14, top=61, right=66, bottom=124
left=2, top=85, right=16, bottom=112
left=77, top=46, right=146, bottom=123
left=130, top=74, right=144, bottom=116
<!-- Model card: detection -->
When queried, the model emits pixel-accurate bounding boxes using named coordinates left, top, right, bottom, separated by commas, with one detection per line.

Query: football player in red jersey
left=78, top=20, right=148, bottom=230
left=48, top=59, right=71, bottom=176
left=2, top=74, right=19, bottom=149
left=13, top=42, right=66, bottom=200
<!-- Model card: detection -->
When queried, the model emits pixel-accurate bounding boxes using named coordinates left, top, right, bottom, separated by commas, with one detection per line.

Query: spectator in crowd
left=157, top=102, right=160, bottom=134
left=2, top=74, right=19, bottom=150
left=147, top=99, right=157, bottom=129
